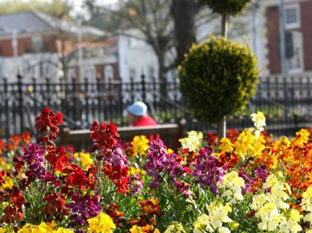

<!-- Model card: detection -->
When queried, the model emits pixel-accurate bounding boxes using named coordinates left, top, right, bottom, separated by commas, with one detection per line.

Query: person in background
left=127, top=101, right=157, bottom=126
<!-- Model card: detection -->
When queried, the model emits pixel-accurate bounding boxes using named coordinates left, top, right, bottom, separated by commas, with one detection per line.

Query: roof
left=0, top=11, right=104, bottom=37
left=0, top=12, right=53, bottom=36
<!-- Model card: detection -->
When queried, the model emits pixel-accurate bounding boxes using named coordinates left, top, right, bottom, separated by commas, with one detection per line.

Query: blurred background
left=0, top=0, right=312, bottom=139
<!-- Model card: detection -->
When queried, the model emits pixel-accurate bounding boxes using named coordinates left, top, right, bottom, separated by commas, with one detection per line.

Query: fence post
left=130, top=77, right=135, bottom=103
left=84, top=77, right=89, bottom=124
left=32, top=77, right=37, bottom=116
left=72, top=77, right=77, bottom=122
left=4, top=77, right=10, bottom=139
left=17, top=74, right=24, bottom=134
left=46, top=76, right=51, bottom=107
left=141, top=73, right=146, bottom=102
left=118, top=77, right=125, bottom=125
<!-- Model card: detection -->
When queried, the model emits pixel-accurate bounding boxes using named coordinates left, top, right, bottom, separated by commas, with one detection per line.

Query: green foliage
left=0, top=0, right=72, bottom=17
left=204, top=0, right=252, bottom=16
left=179, top=36, right=259, bottom=124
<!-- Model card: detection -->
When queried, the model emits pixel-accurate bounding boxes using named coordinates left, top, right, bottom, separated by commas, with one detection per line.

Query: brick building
left=259, top=0, right=312, bottom=75
left=0, top=12, right=119, bottom=82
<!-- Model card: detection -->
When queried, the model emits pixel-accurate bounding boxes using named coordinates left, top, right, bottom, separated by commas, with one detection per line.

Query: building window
left=32, top=36, right=43, bottom=53
left=286, top=31, right=304, bottom=74
left=130, top=68, right=136, bottom=80
left=84, top=66, right=96, bottom=82
left=147, top=66, right=155, bottom=81
left=284, top=4, right=300, bottom=29
left=104, top=65, right=114, bottom=82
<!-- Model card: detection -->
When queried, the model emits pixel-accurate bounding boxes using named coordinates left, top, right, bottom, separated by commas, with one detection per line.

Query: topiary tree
left=204, top=0, right=252, bottom=16
left=179, top=36, right=259, bottom=139
left=179, top=0, right=257, bottom=139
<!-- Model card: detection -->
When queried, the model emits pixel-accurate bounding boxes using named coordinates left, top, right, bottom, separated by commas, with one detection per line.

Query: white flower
left=251, top=111, right=266, bottom=131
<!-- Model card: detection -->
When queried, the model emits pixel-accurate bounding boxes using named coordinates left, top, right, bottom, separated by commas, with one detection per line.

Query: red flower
left=35, top=107, right=63, bottom=141
left=46, top=146, right=69, bottom=171
left=44, top=192, right=69, bottom=216
left=90, top=121, right=119, bottom=152
left=63, top=164, right=87, bottom=188
left=104, top=164, right=130, bottom=194
left=205, top=133, right=218, bottom=147
left=5, top=135, right=20, bottom=151
left=106, top=203, right=125, bottom=227
left=0, top=139, right=4, bottom=156
left=227, top=128, right=240, bottom=143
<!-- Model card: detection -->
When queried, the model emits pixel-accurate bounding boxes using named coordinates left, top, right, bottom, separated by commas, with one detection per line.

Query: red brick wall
left=301, top=0, right=312, bottom=71
left=95, top=63, right=119, bottom=81
left=0, top=34, right=58, bottom=57
left=266, top=6, right=281, bottom=74
left=0, top=37, right=32, bottom=57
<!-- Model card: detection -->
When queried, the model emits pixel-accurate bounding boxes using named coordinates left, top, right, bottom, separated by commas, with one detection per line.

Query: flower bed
left=1, top=108, right=312, bottom=232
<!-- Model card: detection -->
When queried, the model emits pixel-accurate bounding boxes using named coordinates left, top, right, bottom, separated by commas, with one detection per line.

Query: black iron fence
left=1, top=74, right=312, bottom=140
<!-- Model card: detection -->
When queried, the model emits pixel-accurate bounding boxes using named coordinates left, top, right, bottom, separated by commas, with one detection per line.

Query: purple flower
left=174, top=180, right=192, bottom=197
left=255, top=167, right=268, bottom=181
left=130, top=174, right=144, bottom=194
left=68, top=193, right=102, bottom=228
left=144, top=139, right=168, bottom=189
left=21, top=143, right=46, bottom=179
left=104, top=147, right=128, bottom=168
left=191, top=147, right=227, bottom=194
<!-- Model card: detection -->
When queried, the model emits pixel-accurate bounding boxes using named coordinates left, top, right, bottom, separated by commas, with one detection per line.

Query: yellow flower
left=229, top=222, right=239, bottom=231
left=87, top=212, right=116, bottom=233
left=219, top=171, right=245, bottom=205
left=292, top=129, right=310, bottom=146
left=18, top=223, right=33, bottom=233
left=289, top=209, right=302, bottom=222
left=164, top=221, right=186, bottom=233
left=130, top=225, right=143, bottom=233
left=75, top=152, right=94, bottom=170
left=55, top=228, right=74, bottom=233
left=129, top=166, right=141, bottom=175
left=131, top=135, right=149, bottom=155
left=0, top=227, right=12, bottom=233
left=234, top=129, right=255, bottom=159
left=179, top=131, right=203, bottom=152
left=218, top=138, right=234, bottom=153
left=1, top=176, right=13, bottom=189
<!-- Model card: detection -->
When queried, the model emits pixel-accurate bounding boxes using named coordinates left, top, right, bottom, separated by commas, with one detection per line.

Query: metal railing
left=1, top=74, right=312, bottom=139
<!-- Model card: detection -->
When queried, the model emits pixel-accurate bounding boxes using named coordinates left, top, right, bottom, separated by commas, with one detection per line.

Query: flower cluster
left=4, top=109, right=312, bottom=232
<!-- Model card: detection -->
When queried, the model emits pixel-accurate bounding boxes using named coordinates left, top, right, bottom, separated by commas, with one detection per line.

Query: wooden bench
left=59, top=120, right=186, bottom=152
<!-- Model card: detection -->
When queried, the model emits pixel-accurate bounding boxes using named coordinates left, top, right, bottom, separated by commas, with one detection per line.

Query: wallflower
left=302, top=186, right=312, bottom=212
left=0, top=139, right=3, bottom=156
left=18, top=221, right=74, bottom=233
left=192, top=148, right=227, bottom=194
left=251, top=111, right=266, bottom=132
left=291, top=129, right=310, bottom=147
left=218, top=171, right=245, bottom=204
left=35, top=107, right=63, bottom=141
left=87, top=212, right=116, bottom=233
left=130, top=225, right=144, bottom=233
left=164, top=221, right=186, bottom=233
left=76, top=152, right=94, bottom=170
left=179, top=131, right=203, bottom=152
left=131, top=135, right=149, bottom=155
left=193, top=201, right=232, bottom=232
left=233, top=129, right=255, bottom=159
left=218, top=138, right=233, bottom=153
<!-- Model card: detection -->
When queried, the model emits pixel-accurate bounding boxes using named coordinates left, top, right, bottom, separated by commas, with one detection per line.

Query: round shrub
left=204, top=0, right=252, bottom=16
left=178, top=36, right=259, bottom=124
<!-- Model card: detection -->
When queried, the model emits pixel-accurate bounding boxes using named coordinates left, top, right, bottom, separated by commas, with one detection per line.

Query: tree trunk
left=157, top=53, right=168, bottom=98
left=217, top=12, right=228, bottom=140
left=171, top=0, right=196, bottom=66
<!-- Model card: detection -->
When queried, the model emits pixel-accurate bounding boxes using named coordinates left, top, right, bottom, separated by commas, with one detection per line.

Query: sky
left=70, top=0, right=118, bottom=14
